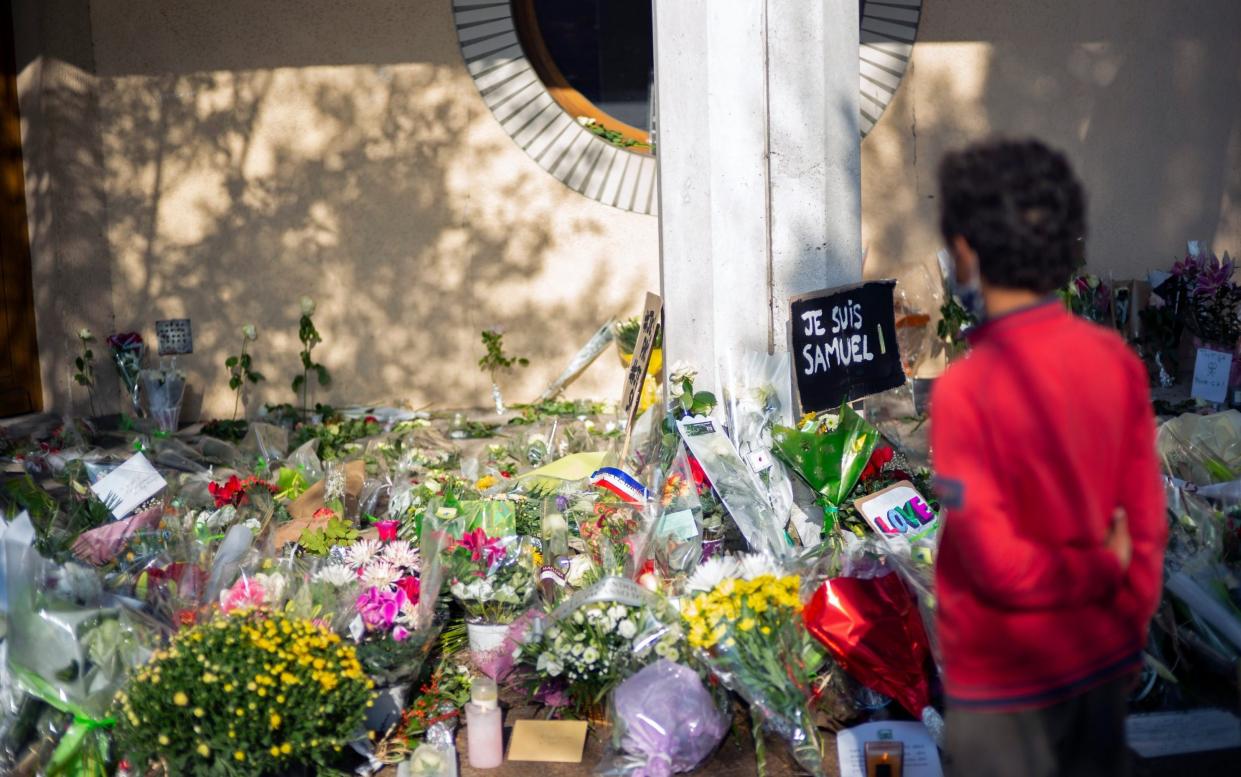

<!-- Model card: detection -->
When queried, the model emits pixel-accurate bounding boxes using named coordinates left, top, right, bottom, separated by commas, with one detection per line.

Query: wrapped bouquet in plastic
left=598, top=659, right=729, bottom=777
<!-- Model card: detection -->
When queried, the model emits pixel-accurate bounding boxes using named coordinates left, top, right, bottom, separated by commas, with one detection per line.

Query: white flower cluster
left=686, top=551, right=781, bottom=593
left=668, top=361, right=699, bottom=399
left=449, top=578, right=525, bottom=606
left=532, top=602, right=679, bottom=682
left=315, top=539, right=421, bottom=589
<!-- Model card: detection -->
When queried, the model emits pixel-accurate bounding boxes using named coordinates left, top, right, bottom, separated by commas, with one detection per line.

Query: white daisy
left=344, top=539, right=381, bottom=569
left=362, top=560, right=401, bottom=589
left=687, top=555, right=741, bottom=593
left=381, top=541, right=420, bottom=572
left=313, top=565, right=356, bottom=587
left=617, top=620, right=637, bottom=640
left=737, top=552, right=780, bottom=581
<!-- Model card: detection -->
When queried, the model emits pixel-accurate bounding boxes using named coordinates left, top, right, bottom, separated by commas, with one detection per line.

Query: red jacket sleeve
left=931, top=379, right=1125, bottom=611
left=1115, top=354, right=1168, bottom=631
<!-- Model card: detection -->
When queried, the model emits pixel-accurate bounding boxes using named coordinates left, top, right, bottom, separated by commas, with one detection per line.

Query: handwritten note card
left=1191, top=347, right=1232, bottom=404
left=89, top=452, right=166, bottom=519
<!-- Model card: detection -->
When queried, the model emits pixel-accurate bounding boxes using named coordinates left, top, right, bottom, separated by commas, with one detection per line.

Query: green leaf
left=316, top=365, right=331, bottom=386
left=292, top=375, right=305, bottom=392
left=679, top=392, right=694, bottom=411
left=694, top=391, right=716, bottom=407
left=248, top=371, right=265, bottom=383
left=229, top=377, right=242, bottom=390
left=225, top=356, right=238, bottom=368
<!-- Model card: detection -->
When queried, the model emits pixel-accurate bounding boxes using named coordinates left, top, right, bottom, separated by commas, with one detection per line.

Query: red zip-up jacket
left=930, top=301, right=1166, bottom=711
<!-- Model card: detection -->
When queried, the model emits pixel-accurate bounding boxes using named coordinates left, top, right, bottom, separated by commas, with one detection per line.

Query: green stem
left=232, top=340, right=247, bottom=421
left=752, top=705, right=768, bottom=777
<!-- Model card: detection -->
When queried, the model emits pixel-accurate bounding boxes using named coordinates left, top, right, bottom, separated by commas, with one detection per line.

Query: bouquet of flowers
left=773, top=404, right=879, bottom=534
left=107, top=331, right=146, bottom=416
left=141, top=364, right=187, bottom=431
left=682, top=559, right=828, bottom=777
left=1166, top=247, right=1241, bottom=345
left=523, top=595, right=682, bottom=718
left=1059, top=273, right=1112, bottom=323
left=113, top=610, right=373, bottom=775
left=579, top=499, right=645, bottom=577
left=599, top=659, right=730, bottom=777
left=444, top=530, right=535, bottom=625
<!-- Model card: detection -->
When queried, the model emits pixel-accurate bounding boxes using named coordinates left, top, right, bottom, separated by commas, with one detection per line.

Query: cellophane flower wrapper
left=525, top=577, right=682, bottom=716
left=434, top=509, right=535, bottom=624
left=649, top=447, right=705, bottom=579
left=1157, top=410, right=1241, bottom=485
left=1162, top=483, right=1241, bottom=657
left=140, top=366, right=186, bottom=433
left=683, top=573, right=828, bottom=777
left=107, top=333, right=145, bottom=416
left=803, top=571, right=944, bottom=740
left=2, top=513, right=157, bottom=775
left=598, top=659, right=729, bottom=777
left=772, top=403, right=879, bottom=529
left=719, top=351, right=797, bottom=522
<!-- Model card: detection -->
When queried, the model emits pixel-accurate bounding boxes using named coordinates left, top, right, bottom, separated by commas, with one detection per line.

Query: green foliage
left=293, top=307, right=331, bottom=418
left=579, top=118, right=652, bottom=151
left=508, top=398, right=609, bottom=424
left=478, top=329, right=529, bottom=377
left=936, top=295, right=977, bottom=357
left=297, top=517, right=360, bottom=556
left=291, top=415, right=383, bottom=461
left=226, top=335, right=266, bottom=421
left=202, top=419, right=250, bottom=443
left=612, top=316, right=663, bottom=354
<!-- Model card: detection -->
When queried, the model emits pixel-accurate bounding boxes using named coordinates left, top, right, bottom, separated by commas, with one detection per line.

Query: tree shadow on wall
left=98, top=62, right=635, bottom=415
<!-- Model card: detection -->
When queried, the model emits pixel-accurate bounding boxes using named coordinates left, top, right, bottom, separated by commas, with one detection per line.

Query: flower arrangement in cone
left=113, top=610, right=373, bottom=775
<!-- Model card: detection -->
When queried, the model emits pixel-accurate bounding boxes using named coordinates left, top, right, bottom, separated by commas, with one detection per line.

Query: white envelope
left=89, top=452, right=167, bottom=519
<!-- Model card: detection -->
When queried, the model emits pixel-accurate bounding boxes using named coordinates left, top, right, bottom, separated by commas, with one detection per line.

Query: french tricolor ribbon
left=590, top=467, right=649, bottom=505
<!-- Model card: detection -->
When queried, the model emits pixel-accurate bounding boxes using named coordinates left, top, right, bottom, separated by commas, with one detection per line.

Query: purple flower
left=356, top=586, right=407, bottom=629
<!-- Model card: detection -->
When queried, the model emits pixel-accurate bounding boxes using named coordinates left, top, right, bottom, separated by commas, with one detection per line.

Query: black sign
left=789, top=280, right=904, bottom=413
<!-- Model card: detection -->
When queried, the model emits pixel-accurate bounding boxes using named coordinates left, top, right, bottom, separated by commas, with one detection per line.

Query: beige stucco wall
left=862, top=0, right=1241, bottom=297
left=14, top=0, right=1241, bottom=417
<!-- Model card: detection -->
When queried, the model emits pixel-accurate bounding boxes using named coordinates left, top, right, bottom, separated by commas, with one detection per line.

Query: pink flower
left=458, top=528, right=503, bottom=565
left=392, top=626, right=410, bottom=642
left=356, top=586, right=407, bottom=629
left=220, top=577, right=266, bottom=613
left=375, top=520, right=399, bottom=543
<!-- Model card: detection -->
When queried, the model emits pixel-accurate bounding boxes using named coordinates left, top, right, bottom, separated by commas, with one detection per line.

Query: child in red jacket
left=932, top=139, right=1166, bottom=777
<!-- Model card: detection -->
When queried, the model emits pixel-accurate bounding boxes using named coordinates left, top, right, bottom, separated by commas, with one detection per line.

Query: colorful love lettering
left=885, top=507, right=909, bottom=533
left=874, top=515, right=896, bottom=534
left=909, top=496, right=935, bottom=525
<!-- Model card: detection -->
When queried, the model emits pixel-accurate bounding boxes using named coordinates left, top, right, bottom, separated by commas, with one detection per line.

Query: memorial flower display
left=112, top=611, right=373, bottom=776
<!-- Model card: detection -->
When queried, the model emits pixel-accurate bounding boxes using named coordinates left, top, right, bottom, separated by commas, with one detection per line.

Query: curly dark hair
left=938, top=138, right=1086, bottom=295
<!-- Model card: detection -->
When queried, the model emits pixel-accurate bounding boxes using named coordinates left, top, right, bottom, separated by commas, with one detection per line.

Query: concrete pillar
left=653, top=0, right=861, bottom=391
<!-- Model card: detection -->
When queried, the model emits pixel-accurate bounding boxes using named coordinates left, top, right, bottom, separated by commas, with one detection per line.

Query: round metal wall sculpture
left=452, top=0, right=922, bottom=215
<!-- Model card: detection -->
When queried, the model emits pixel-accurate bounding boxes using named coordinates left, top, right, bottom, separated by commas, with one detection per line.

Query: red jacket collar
left=965, top=298, right=1065, bottom=345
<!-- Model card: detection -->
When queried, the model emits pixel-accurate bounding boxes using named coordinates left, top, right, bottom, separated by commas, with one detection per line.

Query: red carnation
left=860, top=446, right=894, bottom=482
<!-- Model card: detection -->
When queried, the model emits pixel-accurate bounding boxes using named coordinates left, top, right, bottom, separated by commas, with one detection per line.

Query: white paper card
left=837, top=721, right=943, bottom=777
left=89, top=452, right=166, bottom=519
left=1126, top=709, right=1241, bottom=758
left=1191, top=347, right=1232, bottom=404
left=853, top=481, right=939, bottom=548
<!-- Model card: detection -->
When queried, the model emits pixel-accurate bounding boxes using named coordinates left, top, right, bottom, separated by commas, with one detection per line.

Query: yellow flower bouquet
left=683, top=573, right=828, bottom=777
left=113, top=610, right=374, bottom=775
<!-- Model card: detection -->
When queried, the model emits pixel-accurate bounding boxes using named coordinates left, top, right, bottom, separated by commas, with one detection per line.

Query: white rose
left=300, top=296, right=316, bottom=316
left=77, top=328, right=93, bottom=341
left=617, top=620, right=637, bottom=640
left=565, top=555, right=596, bottom=588
left=241, top=324, right=257, bottom=341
